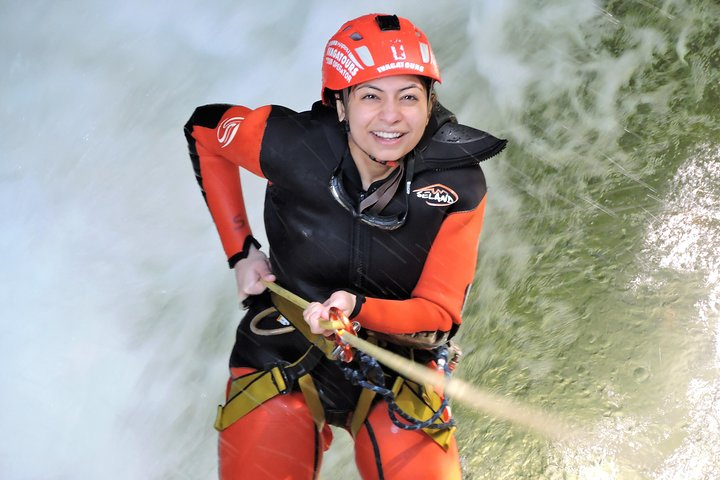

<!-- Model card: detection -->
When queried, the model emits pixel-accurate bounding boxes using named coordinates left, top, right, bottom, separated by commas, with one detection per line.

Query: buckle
left=268, top=347, right=327, bottom=396
left=270, top=364, right=292, bottom=395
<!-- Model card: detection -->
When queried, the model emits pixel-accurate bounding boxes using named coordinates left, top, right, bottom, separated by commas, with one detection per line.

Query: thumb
left=256, top=261, right=275, bottom=281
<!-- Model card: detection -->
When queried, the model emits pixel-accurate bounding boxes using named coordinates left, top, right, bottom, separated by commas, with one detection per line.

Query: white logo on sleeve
left=217, top=116, right=245, bottom=148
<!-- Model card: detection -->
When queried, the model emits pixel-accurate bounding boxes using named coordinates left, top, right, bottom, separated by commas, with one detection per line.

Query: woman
left=185, top=13, right=505, bottom=480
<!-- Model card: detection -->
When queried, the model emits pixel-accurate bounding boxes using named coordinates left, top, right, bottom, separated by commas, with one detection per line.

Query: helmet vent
left=375, top=15, right=400, bottom=31
left=350, top=32, right=363, bottom=41
left=419, top=43, right=430, bottom=63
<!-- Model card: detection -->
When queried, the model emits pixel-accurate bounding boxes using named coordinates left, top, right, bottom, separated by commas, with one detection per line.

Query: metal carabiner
left=327, top=307, right=360, bottom=363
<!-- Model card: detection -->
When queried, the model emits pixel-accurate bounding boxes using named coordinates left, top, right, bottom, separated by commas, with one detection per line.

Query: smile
left=372, top=131, right=404, bottom=140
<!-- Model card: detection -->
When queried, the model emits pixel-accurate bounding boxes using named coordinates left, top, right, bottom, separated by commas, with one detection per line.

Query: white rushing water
left=2, top=0, right=717, bottom=478
left=638, top=145, right=720, bottom=480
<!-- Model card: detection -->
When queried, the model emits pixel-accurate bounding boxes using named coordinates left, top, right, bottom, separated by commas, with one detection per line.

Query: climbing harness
left=215, top=283, right=457, bottom=448
left=263, top=281, right=458, bottom=448
left=216, top=281, right=577, bottom=444
left=214, top=343, right=325, bottom=431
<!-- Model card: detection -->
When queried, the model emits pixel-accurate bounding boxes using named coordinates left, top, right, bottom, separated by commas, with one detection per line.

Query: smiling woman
left=184, top=12, right=506, bottom=480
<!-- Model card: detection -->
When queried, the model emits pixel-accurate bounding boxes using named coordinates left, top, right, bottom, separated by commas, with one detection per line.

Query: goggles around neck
left=329, top=151, right=416, bottom=231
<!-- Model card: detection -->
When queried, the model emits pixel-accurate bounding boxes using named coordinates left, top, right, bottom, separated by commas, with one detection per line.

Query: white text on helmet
left=376, top=62, right=425, bottom=74
left=325, top=41, right=364, bottom=84
left=326, top=47, right=360, bottom=77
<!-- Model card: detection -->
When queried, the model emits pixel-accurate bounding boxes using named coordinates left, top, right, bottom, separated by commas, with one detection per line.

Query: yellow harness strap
left=214, top=368, right=285, bottom=431
left=391, top=376, right=456, bottom=450
left=297, top=374, right=326, bottom=431
left=350, top=388, right=377, bottom=437
left=214, top=347, right=324, bottom=431
left=349, top=377, right=455, bottom=449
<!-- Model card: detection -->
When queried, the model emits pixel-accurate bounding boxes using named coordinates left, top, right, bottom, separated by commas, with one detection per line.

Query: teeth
left=373, top=131, right=402, bottom=139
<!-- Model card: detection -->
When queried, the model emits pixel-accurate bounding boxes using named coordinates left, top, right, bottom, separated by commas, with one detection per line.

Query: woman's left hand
left=303, top=290, right=357, bottom=336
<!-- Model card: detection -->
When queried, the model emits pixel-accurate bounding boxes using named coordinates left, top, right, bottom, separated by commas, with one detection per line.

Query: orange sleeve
left=355, top=196, right=486, bottom=334
left=185, top=105, right=272, bottom=265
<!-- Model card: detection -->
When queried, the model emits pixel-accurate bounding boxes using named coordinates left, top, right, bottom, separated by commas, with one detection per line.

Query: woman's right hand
left=234, top=245, right=276, bottom=304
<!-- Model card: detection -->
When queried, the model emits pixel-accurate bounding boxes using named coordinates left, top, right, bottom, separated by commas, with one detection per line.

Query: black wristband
left=228, top=236, right=263, bottom=268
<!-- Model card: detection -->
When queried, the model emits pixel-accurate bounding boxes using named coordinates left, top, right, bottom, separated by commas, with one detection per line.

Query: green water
left=454, top=1, right=720, bottom=478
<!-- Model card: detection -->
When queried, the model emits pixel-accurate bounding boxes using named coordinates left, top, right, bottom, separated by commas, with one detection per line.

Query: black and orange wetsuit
left=185, top=101, right=505, bottom=480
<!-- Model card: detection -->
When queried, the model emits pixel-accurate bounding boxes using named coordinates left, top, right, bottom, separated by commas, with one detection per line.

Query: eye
left=401, top=94, right=419, bottom=102
left=361, top=93, right=379, bottom=100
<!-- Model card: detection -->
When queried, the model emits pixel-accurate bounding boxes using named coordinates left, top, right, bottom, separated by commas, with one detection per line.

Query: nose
left=378, top=99, right=401, bottom=123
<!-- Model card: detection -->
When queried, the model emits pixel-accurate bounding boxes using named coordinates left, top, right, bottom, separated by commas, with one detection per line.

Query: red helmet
left=321, top=13, right=441, bottom=103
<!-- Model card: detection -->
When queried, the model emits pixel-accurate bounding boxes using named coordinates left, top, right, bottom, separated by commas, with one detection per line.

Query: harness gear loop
left=248, top=307, right=295, bottom=336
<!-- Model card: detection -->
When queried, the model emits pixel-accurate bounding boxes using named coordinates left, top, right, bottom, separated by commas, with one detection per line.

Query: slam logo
left=413, top=184, right=459, bottom=207
left=217, top=116, right=245, bottom=148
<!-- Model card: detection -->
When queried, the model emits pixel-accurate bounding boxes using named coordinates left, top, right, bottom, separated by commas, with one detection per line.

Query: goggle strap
left=359, top=162, right=405, bottom=215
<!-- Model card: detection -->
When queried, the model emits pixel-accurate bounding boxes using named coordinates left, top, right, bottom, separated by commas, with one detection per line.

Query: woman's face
left=338, top=75, right=430, bottom=165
